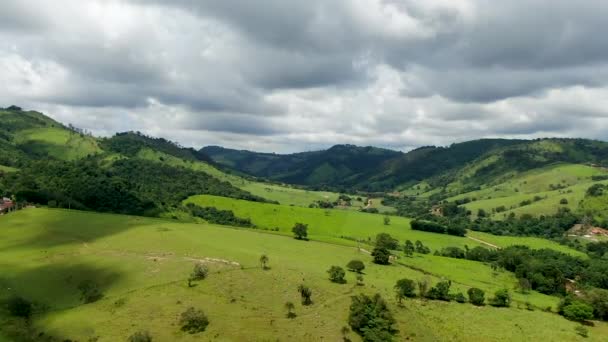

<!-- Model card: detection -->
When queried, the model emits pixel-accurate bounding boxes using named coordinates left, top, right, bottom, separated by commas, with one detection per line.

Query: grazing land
left=1, top=208, right=606, bottom=341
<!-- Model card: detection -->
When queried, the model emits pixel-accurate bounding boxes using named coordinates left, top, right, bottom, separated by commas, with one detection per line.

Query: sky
left=2, top=0, right=608, bottom=153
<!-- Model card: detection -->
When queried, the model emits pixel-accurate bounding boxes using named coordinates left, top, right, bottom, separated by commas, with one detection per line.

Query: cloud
left=0, top=0, right=607, bottom=153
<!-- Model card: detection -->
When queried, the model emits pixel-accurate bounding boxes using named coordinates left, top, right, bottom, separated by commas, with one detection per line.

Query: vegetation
left=346, top=260, right=365, bottom=273
left=179, top=307, right=209, bottom=334
left=327, top=266, right=346, bottom=284
left=394, top=279, right=416, bottom=303
left=292, top=222, right=308, bottom=240
left=128, top=330, right=153, bottom=342
left=348, top=293, right=397, bottom=342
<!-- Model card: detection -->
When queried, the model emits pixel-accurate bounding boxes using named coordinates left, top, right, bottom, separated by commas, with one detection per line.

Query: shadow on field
left=0, top=208, right=160, bottom=251
left=2, top=262, right=124, bottom=341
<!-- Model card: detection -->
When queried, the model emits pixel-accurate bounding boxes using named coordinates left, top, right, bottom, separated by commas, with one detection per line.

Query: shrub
left=179, top=307, right=209, bottom=334
left=356, top=274, right=364, bottom=286
left=7, top=296, right=32, bottom=318
left=375, top=233, right=399, bottom=250
left=383, top=216, right=391, bottom=225
left=191, top=263, right=209, bottom=281
left=128, top=330, right=153, bottom=342
left=411, top=220, right=446, bottom=234
left=346, top=260, right=365, bottom=273
left=452, top=292, right=467, bottom=303
left=560, top=198, right=569, bottom=205
left=563, top=302, right=594, bottom=321
left=298, top=284, right=313, bottom=305
left=348, top=293, right=397, bottom=342
left=415, top=240, right=431, bottom=254
left=575, top=325, right=589, bottom=338
left=327, top=266, right=346, bottom=284
left=284, top=301, right=296, bottom=319
left=490, top=289, right=511, bottom=307
left=259, top=254, right=269, bottom=270
left=467, top=288, right=485, bottom=306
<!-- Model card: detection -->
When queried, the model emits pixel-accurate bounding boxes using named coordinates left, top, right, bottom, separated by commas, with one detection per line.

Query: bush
left=78, top=280, right=103, bottom=303
left=411, top=220, right=446, bottom=234
left=128, top=330, right=153, bottom=342
left=327, top=266, right=346, bottom=284
left=467, top=288, right=485, bottom=306
left=575, top=325, right=589, bottom=338
left=426, top=280, right=451, bottom=301
left=284, top=301, right=296, bottom=319
left=179, top=307, right=209, bottom=334
left=490, top=289, right=511, bottom=307
left=346, top=260, right=365, bottom=273
left=452, top=292, right=467, bottom=303
left=191, top=263, right=209, bottom=281
left=348, top=293, right=397, bottom=342
left=375, top=233, right=399, bottom=250
left=560, top=198, right=569, bottom=205
left=298, top=284, right=313, bottom=305
left=7, top=296, right=32, bottom=318
left=394, top=279, right=416, bottom=303
left=563, top=302, right=594, bottom=321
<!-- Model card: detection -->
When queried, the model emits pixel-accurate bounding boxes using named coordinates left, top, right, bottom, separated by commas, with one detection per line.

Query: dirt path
left=467, top=236, right=499, bottom=249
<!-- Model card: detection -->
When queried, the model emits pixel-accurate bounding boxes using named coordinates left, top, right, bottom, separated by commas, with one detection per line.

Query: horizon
left=2, top=1, right=608, bottom=153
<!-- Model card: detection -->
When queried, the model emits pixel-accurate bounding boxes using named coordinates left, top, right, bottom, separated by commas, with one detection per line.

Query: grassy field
left=185, top=195, right=478, bottom=251
left=13, top=127, right=102, bottom=160
left=467, top=231, right=588, bottom=257
left=1, top=208, right=605, bottom=341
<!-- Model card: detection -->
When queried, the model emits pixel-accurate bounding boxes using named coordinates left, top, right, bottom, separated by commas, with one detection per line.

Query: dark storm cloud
left=1, top=0, right=608, bottom=152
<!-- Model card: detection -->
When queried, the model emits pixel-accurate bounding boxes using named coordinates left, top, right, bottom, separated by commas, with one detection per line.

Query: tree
left=346, top=259, right=365, bottom=273
left=327, top=266, right=346, bottom=284
left=292, top=222, right=308, bottom=240
left=372, top=247, right=391, bottom=265
left=128, top=331, right=153, bottom=342
left=403, top=240, right=415, bottom=257
left=259, top=254, right=269, bottom=270
left=375, top=233, right=398, bottom=250
left=467, top=288, right=485, bottom=306
left=563, top=302, right=594, bottom=321
left=490, top=289, right=511, bottom=307
left=560, top=198, right=569, bottom=205
left=7, top=296, right=32, bottom=319
left=453, top=292, right=467, bottom=303
left=383, top=215, right=391, bottom=225
left=298, top=284, right=313, bottom=305
left=478, top=209, right=487, bottom=218
left=348, top=293, right=397, bottom=342
left=284, top=301, right=296, bottom=319
left=394, top=279, right=416, bottom=303
left=179, top=307, right=209, bottom=334
left=516, top=278, right=531, bottom=294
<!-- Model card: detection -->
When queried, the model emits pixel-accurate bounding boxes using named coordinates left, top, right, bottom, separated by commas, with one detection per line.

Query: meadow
left=1, top=208, right=605, bottom=341
left=13, top=127, right=102, bottom=161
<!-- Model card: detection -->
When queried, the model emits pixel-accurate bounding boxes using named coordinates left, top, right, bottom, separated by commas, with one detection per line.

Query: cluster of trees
left=371, top=233, right=432, bottom=265
left=411, top=219, right=466, bottom=237
left=0, top=157, right=268, bottom=216
left=348, top=293, right=397, bottom=342
left=185, top=203, right=254, bottom=228
left=392, top=277, right=509, bottom=308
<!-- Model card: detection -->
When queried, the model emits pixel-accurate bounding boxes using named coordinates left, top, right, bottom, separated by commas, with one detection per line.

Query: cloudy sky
left=2, top=0, right=608, bottom=153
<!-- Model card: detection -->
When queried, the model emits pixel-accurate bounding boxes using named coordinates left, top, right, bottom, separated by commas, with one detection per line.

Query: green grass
left=185, top=195, right=477, bottom=251
left=467, top=231, right=588, bottom=257
left=1, top=208, right=605, bottom=341
left=13, top=127, right=102, bottom=160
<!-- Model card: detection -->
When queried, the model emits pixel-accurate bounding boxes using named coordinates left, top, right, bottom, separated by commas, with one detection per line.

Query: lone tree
left=298, top=284, right=313, bottom=305
left=467, top=287, right=485, bottom=306
left=394, top=279, right=416, bottom=303
left=259, top=254, right=269, bottom=270
left=372, top=246, right=391, bottom=265
left=346, top=259, right=365, bottom=273
left=348, top=293, right=397, bottom=342
left=284, top=301, right=296, bottom=319
left=189, top=263, right=209, bottom=286
left=292, top=223, right=308, bottom=240
left=327, top=266, right=346, bottom=284
left=128, top=330, right=153, bottom=342
left=403, top=240, right=415, bottom=257
left=490, top=289, right=511, bottom=307
left=383, top=215, right=391, bottom=225
left=179, top=307, right=209, bottom=334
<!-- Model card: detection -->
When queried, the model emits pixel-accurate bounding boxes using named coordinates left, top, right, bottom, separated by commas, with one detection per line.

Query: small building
left=0, top=198, right=14, bottom=215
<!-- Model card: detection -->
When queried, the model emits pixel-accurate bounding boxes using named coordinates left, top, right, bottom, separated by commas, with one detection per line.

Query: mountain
left=201, top=144, right=402, bottom=188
